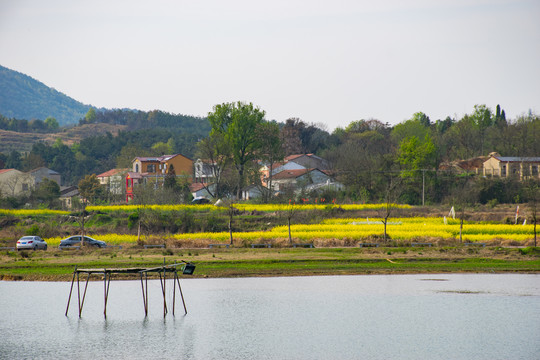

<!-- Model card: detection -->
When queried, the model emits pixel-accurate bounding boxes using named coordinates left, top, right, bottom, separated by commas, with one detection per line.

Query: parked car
left=192, top=196, right=211, bottom=204
left=16, top=236, right=47, bottom=251
left=59, top=236, right=107, bottom=249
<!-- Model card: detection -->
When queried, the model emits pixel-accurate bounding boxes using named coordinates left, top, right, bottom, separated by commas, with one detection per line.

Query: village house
left=283, top=154, right=330, bottom=170
left=260, top=153, right=332, bottom=188
left=271, top=168, right=342, bottom=194
left=189, top=182, right=216, bottom=199
left=193, top=159, right=218, bottom=184
left=29, top=167, right=61, bottom=186
left=0, top=167, right=61, bottom=197
left=59, top=185, right=80, bottom=209
left=0, top=169, right=33, bottom=196
left=97, top=168, right=129, bottom=195
left=132, top=154, right=193, bottom=177
left=126, top=154, right=193, bottom=201
left=482, top=153, right=540, bottom=180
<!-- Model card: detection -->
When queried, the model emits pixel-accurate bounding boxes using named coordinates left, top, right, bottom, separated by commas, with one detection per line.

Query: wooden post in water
left=65, top=267, right=77, bottom=316
left=173, top=262, right=176, bottom=316
left=158, top=272, right=168, bottom=317
left=140, top=272, right=148, bottom=316
left=163, top=258, right=166, bottom=318
left=79, top=273, right=90, bottom=318
left=104, top=271, right=112, bottom=318
left=175, top=271, right=188, bottom=315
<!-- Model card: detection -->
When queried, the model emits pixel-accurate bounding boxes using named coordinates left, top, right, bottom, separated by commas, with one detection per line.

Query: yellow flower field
left=0, top=209, right=69, bottom=216
left=86, top=203, right=412, bottom=213
left=87, top=204, right=216, bottom=212
left=45, top=215, right=536, bottom=246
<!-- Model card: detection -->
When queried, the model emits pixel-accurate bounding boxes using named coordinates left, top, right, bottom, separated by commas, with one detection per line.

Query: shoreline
left=1, top=246, right=539, bottom=281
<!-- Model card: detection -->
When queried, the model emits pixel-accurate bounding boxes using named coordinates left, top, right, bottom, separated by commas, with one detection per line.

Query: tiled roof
left=272, top=168, right=311, bottom=180
left=189, top=183, right=209, bottom=192
left=126, top=171, right=147, bottom=179
left=134, top=154, right=193, bottom=163
left=494, top=156, right=540, bottom=162
left=284, top=153, right=317, bottom=162
left=28, top=167, right=59, bottom=174
left=97, top=168, right=129, bottom=178
left=0, top=169, right=15, bottom=175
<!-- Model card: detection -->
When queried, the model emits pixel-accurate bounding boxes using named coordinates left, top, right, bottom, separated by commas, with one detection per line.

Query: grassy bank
left=1, top=246, right=539, bottom=281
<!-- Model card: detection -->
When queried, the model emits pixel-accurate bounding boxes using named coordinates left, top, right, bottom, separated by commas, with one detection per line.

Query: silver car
left=16, top=236, right=48, bottom=251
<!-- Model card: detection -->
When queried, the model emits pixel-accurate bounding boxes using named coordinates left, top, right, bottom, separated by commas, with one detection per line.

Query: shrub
left=25, top=224, right=40, bottom=236
left=127, top=212, right=139, bottom=230
left=519, top=247, right=540, bottom=255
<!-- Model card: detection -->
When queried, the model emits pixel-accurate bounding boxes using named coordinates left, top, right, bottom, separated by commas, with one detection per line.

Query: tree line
left=1, top=102, right=539, bottom=208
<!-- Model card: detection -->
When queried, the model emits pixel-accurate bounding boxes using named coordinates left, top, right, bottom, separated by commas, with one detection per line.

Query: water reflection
left=0, top=274, right=539, bottom=359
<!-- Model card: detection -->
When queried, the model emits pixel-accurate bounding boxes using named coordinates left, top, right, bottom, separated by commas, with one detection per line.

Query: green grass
left=1, top=247, right=539, bottom=280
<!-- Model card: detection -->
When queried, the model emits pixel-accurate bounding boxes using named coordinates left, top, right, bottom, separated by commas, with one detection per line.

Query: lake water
left=1, top=274, right=539, bottom=360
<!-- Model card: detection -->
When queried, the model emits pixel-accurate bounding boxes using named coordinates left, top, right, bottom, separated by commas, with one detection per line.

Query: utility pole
left=421, top=169, right=426, bottom=206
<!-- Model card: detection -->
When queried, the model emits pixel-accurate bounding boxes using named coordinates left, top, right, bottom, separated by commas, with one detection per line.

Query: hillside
left=0, top=124, right=127, bottom=153
left=0, top=65, right=91, bottom=125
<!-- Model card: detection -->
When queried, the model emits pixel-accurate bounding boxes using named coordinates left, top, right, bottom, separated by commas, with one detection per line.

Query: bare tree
left=526, top=180, right=539, bottom=247
left=256, top=121, right=283, bottom=203
left=196, top=133, right=231, bottom=199
left=453, top=173, right=475, bottom=243
left=284, top=201, right=298, bottom=246
left=377, top=175, right=402, bottom=242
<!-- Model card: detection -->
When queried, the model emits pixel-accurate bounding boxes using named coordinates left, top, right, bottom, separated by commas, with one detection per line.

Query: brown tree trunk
left=288, top=217, right=292, bottom=245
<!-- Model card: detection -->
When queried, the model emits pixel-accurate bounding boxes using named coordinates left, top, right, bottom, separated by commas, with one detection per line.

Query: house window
left=135, top=164, right=139, bottom=173
left=501, top=165, right=506, bottom=176
left=147, top=164, right=156, bottom=173
left=533, top=165, right=539, bottom=176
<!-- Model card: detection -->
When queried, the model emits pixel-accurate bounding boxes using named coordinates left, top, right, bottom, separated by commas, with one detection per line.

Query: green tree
left=397, top=134, right=437, bottom=205
left=326, top=119, right=392, bottom=201
left=164, top=164, right=179, bottom=190
left=397, top=134, right=437, bottom=178
left=116, top=144, right=150, bottom=168
left=207, top=102, right=265, bottom=199
left=6, top=150, right=22, bottom=169
left=470, top=104, right=493, bottom=155
left=78, top=174, right=104, bottom=204
left=84, top=108, right=97, bottom=124
left=31, top=178, right=60, bottom=207
left=151, top=141, right=173, bottom=155
left=44, top=116, right=59, bottom=131
left=391, top=112, right=430, bottom=145
left=494, top=104, right=507, bottom=127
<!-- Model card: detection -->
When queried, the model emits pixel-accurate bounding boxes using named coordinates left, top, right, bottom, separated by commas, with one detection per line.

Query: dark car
left=59, top=235, right=107, bottom=249
left=191, top=197, right=211, bottom=204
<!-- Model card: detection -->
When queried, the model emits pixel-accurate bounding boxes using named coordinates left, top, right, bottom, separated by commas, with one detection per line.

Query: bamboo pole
left=140, top=272, right=148, bottom=316
left=79, top=273, right=90, bottom=318
left=104, top=271, right=111, bottom=318
left=65, top=268, right=77, bottom=316
left=175, top=273, right=188, bottom=315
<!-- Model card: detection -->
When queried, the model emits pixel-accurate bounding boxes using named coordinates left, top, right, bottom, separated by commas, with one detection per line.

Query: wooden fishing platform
left=65, top=260, right=196, bottom=318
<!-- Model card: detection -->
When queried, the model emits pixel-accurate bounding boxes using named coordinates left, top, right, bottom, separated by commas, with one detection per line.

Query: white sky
left=1, top=0, right=539, bottom=129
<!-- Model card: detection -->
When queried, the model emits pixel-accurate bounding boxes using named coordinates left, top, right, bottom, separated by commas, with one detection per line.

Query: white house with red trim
left=97, top=168, right=129, bottom=195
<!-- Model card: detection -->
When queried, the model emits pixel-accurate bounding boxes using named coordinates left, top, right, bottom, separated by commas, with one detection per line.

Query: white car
left=16, top=236, right=48, bottom=251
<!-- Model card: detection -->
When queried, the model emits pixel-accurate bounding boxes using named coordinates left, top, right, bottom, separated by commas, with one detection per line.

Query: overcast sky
left=1, top=0, right=539, bottom=129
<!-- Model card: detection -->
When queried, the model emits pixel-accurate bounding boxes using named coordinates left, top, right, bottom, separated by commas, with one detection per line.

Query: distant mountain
left=0, top=65, right=91, bottom=125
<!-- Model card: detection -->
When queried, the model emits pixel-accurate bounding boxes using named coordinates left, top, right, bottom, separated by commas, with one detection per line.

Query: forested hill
left=0, top=65, right=92, bottom=125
